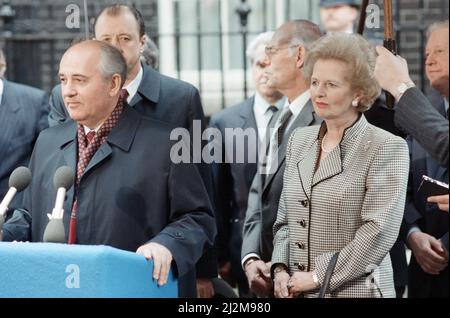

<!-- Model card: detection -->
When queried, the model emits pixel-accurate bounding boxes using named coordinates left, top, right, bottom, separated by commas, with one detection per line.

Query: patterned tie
left=68, top=95, right=126, bottom=244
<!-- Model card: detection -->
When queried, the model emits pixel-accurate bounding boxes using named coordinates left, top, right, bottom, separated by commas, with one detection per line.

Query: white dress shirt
left=123, top=65, right=143, bottom=104
left=284, top=90, right=311, bottom=132
left=83, top=125, right=102, bottom=135
left=253, top=92, right=286, bottom=143
left=0, top=78, right=4, bottom=105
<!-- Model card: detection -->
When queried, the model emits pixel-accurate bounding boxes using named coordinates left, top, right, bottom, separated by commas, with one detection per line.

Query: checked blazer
left=271, top=115, right=409, bottom=298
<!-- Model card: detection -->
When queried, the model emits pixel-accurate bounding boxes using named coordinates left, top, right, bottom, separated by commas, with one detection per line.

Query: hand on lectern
left=136, top=242, right=173, bottom=286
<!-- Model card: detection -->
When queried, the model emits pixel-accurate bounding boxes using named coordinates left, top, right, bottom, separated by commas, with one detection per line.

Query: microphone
left=43, top=166, right=74, bottom=243
left=0, top=166, right=32, bottom=219
left=0, top=167, right=32, bottom=240
left=51, top=166, right=75, bottom=220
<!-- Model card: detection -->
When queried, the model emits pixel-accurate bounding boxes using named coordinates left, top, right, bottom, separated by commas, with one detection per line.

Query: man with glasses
left=241, top=20, right=323, bottom=297
left=209, top=31, right=285, bottom=298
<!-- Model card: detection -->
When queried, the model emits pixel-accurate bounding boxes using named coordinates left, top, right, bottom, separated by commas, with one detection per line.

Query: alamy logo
left=169, top=120, right=279, bottom=174
left=365, top=4, right=381, bottom=30
left=65, top=264, right=80, bottom=289
left=65, top=4, right=80, bottom=29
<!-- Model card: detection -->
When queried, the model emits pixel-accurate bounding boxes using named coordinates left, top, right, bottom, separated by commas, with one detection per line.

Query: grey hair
left=246, top=31, right=274, bottom=63
left=302, top=33, right=381, bottom=112
left=287, top=20, right=323, bottom=50
left=426, top=20, right=449, bottom=39
left=97, top=41, right=128, bottom=88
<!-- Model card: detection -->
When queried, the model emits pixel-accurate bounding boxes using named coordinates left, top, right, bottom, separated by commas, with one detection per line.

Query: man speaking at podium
left=2, top=40, right=215, bottom=298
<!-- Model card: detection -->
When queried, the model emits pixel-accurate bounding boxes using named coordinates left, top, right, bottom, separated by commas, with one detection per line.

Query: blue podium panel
left=0, top=242, right=177, bottom=298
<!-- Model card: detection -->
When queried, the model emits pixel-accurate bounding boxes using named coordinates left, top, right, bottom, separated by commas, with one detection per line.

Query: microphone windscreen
left=53, top=166, right=75, bottom=190
left=43, top=219, right=66, bottom=243
left=8, top=167, right=32, bottom=192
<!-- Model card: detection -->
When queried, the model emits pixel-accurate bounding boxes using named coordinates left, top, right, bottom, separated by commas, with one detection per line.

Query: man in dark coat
left=46, top=4, right=216, bottom=297
left=2, top=40, right=215, bottom=298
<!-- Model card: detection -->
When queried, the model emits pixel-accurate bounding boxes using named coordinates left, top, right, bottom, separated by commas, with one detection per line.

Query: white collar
left=0, top=78, right=4, bottom=105
left=124, top=66, right=143, bottom=103
left=83, top=124, right=102, bottom=135
left=285, top=90, right=311, bottom=118
left=253, top=92, right=285, bottom=117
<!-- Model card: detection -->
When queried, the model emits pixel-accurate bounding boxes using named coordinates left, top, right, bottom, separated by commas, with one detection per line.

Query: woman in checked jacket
left=271, top=33, right=409, bottom=298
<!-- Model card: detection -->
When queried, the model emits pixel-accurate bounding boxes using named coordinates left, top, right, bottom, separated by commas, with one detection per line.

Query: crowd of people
left=0, top=1, right=448, bottom=298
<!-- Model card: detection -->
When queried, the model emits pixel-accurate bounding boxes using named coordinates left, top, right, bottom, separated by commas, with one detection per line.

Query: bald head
left=94, top=4, right=145, bottom=38
left=59, top=40, right=126, bottom=129
left=64, top=40, right=127, bottom=87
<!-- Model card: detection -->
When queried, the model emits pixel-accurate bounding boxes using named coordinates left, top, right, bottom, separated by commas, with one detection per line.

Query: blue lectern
left=0, top=242, right=177, bottom=297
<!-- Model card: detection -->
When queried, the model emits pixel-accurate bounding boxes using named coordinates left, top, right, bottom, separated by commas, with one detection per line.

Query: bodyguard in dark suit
left=0, top=67, right=49, bottom=211
left=209, top=31, right=285, bottom=297
left=375, top=21, right=449, bottom=168
left=401, top=104, right=448, bottom=297
left=241, top=20, right=323, bottom=297
left=3, top=40, right=215, bottom=298
left=47, top=4, right=216, bottom=297
left=375, top=22, right=450, bottom=297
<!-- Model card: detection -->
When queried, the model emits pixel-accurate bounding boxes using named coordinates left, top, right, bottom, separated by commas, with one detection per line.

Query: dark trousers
left=408, top=257, right=449, bottom=298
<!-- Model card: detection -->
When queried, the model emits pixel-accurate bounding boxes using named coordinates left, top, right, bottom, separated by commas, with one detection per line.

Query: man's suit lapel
left=129, top=64, right=160, bottom=107
left=0, top=81, right=20, bottom=155
left=239, top=96, right=257, bottom=133
left=239, top=97, right=258, bottom=183
left=58, top=121, right=78, bottom=222
left=263, top=100, right=315, bottom=192
left=82, top=107, right=139, bottom=178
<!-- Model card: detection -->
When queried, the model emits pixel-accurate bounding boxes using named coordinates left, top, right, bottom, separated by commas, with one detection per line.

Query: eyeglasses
left=265, top=44, right=300, bottom=56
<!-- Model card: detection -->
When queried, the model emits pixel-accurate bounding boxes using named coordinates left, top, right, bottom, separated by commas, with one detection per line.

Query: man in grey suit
left=0, top=48, right=49, bottom=212
left=241, top=20, right=323, bottom=297
left=209, top=31, right=285, bottom=297
left=47, top=4, right=216, bottom=297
